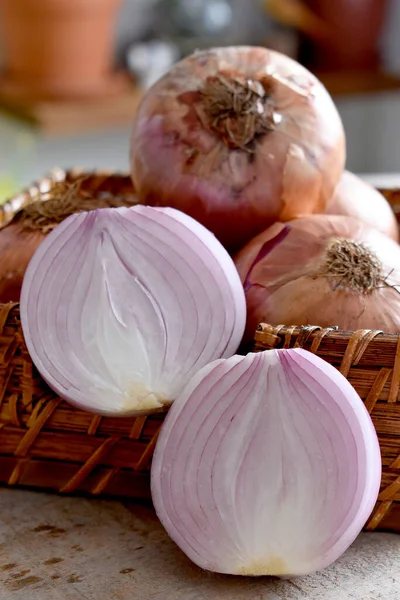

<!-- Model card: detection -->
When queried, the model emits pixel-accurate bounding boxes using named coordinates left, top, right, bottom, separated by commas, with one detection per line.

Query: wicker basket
left=1, top=171, right=400, bottom=533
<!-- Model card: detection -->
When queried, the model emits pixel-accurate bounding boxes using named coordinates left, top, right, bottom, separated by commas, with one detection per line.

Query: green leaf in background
left=0, top=176, right=18, bottom=204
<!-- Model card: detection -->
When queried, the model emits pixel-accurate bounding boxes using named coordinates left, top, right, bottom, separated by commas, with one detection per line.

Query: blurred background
left=1, top=0, right=400, bottom=200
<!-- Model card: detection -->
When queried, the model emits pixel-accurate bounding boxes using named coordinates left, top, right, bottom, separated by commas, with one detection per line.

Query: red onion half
left=151, top=349, right=381, bottom=577
left=20, top=206, right=246, bottom=415
left=131, top=46, right=345, bottom=251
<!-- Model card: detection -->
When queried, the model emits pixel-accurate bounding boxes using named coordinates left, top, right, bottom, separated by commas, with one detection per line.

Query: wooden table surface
left=0, top=488, right=399, bottom=600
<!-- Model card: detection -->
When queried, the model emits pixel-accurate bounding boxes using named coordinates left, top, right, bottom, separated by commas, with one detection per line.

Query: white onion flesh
left=20, top=206, right=246, bottom=415
left=151, top=349, right=381, bottom=577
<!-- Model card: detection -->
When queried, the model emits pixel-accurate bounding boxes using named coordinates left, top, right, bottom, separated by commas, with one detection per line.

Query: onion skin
left=131, top=46, right=345, bottom=251
left=0, top=223, right=45, bottom=303
left=235, top=214, right=400, bottom=340
left=326, top=170, right=399, bottom=242
left=151, top=349, right=381, bottom=577
left=0, top=189, right=139, bottom=304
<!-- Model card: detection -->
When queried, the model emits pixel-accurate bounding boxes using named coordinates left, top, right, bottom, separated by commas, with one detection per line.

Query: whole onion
left=235, top=214, right=400, bottom=340
left=131, top=46, right=346, bottom=251
left=326, top=170, right=399, bottom=242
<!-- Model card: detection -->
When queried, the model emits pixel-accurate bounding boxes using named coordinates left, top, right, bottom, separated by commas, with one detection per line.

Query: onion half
left=20, top=206, right=246, bottom=415
left=131, top=46, right=345, bottom=251
left=235, top=214, right=400, bottom=340
left=151, top=349, right=381, bottom=577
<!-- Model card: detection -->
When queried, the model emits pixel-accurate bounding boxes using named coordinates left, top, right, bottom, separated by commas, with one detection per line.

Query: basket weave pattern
left=0, top=301, right=164, bottom=499
left=1, top=171, right=400, bottom=532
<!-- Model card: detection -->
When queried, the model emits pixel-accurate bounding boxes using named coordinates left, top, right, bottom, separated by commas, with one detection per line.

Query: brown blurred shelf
left=0, top=78, right=143, bottom=136
left=1, top=69, right=398, bottom=137
left=315, top=70, right=400, bottom=97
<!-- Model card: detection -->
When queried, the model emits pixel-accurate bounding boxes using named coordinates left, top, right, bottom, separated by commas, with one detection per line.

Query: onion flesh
left=326, top=170, right=399, bottom=242
left=151, top=349, right=381, bottom=577
left=235, top=214, right=400, bottom=340
left=20, top=206, right=246, bottom=415
left=131, top=46, right=345, bottom=251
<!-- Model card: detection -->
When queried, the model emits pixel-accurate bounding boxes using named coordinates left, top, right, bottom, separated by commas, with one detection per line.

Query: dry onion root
left=326, top=170, right=399, bottom=242
left=131, top=46, right=345, bottom=251
left=235, top=214, right=400, bottom=340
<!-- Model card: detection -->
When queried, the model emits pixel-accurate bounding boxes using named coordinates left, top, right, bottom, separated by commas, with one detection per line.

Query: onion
left=20, top=206, right=246, bottom=415
left=235, top=214, right=400, bottom=340
left=326, top=170, right=399, bottom=242
left=0, top=222, right=45, bottom=304
left=151, top=349, right=381, bottom=577
left=130, top=46, right=345, bottom=251
left=0, top=182, right=138, bottom=304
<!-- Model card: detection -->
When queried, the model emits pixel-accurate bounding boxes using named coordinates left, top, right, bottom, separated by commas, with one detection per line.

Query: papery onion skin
left=326, top=171, right=399, bottom=242
left=0, top=223, right=45, bottom=303
left=235, top=214, right=400, bottom=341
left=151, top=349, right=381, bottom=577
left=130, top=46, right=345, bottom=251
left=0, top=191, right=139, bottom=303
left=20, top=205, right=246, bottom=416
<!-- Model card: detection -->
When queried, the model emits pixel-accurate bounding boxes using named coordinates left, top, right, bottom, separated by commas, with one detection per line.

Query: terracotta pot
left=301, top=0, right=388, bottom=71
left=0, top=0, right=123, bottom=99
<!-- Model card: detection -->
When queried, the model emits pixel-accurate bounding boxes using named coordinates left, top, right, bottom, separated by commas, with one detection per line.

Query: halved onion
left=151, top=349, right=381, bottom=576
left=20, top=206, right=246, bottom=415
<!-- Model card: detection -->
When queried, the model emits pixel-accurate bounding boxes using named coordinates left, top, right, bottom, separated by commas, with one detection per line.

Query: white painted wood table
left=0, top=488, right=399, bottom=600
